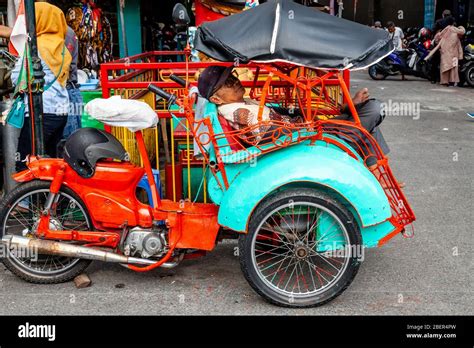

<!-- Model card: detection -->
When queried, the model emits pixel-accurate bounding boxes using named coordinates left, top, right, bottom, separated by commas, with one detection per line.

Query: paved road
left=1, top=72, right=472, bottom=315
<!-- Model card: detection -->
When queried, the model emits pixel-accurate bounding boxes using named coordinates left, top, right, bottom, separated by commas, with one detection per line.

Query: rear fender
left=217, top=143, right=391, bottom=233
left=12, top=157, right=63, bottom=182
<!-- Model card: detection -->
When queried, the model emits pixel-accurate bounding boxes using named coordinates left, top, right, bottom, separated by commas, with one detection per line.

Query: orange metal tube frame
left=136, top=130, right=161, bottom=209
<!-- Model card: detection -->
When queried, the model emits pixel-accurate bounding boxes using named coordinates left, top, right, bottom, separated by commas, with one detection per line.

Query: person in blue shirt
left=11, top=2, right=71, bottom=171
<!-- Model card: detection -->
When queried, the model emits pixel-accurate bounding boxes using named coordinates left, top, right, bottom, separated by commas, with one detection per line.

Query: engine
left=123, top=227, right=167, bottom=259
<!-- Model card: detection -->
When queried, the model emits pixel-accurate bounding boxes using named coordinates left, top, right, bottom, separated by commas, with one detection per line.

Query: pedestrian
left=387, top=21, right=404, bottom=51
left=373, top=21, right=382, bottom=29
left=11, top=2, right=71, bottom=171
left=62, top=26, right=83, bottom=139
left=433, top=9, right=452, bottom=34
left=387, top=21, right=407, bottom=80
left=430, top=9, right=454, bottom=83
left=434, top=16, right=465, bottom=86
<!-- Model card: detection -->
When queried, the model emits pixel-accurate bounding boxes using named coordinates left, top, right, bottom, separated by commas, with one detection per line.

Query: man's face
left=210, top=72, right=246, bottom=105
left=388, top=26, right=395, bottom=33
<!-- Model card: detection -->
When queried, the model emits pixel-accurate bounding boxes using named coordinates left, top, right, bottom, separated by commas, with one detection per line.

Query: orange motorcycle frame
left=12, top=131, right=221, bottom=268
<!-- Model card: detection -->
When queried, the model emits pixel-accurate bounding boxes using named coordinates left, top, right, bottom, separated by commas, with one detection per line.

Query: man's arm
left=452, top=26, right=466, bottom=35
left=399, top=27, right=405, bottom=40
left=338, top=88, right=370, bottom=114
left=0, top=25, right=12, bottom=39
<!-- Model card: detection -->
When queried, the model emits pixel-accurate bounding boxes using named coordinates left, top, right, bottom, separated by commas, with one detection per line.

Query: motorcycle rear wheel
left=0, top=180, right=92, bottom=284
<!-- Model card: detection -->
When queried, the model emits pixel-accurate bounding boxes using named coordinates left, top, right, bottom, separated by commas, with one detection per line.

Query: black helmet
left=63, top=128, right=127, bottom=178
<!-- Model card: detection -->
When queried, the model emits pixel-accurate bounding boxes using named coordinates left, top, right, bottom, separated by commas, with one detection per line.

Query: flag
left=9, top=0, right=27, bottom=57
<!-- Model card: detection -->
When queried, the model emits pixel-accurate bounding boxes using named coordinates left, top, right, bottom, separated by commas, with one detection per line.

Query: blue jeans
left=62, top=86, right=83, bottom=139
left=16, top=114, right=67, bottom=171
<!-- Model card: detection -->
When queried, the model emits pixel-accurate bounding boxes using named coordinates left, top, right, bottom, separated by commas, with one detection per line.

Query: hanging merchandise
left=244, top=0, right=259, bottom=10
left=66, top=0, right=113, bottom=72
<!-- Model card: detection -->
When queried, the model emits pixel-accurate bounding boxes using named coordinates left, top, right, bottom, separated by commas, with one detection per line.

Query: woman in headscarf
left=434, top=16, right=465, bottom=86
left=12, top=2, right=72, bottom=171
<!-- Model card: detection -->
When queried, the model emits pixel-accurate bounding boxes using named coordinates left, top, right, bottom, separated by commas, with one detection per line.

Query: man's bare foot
left=352, top=88, right=369, bottom=105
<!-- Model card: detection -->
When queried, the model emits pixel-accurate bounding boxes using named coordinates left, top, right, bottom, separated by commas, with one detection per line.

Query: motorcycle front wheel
left=368, top=65, right=388, bottom=80
left=239, top=188, right=362, bottom=308
left=465, top=63, right=474, bottom=87
left=0, top=180, right=92, bottom=284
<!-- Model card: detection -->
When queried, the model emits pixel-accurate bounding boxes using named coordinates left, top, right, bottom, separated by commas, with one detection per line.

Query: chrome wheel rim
left=3, top=189, right=90, bottom=275
left=251, top=202, right=351, bottom=299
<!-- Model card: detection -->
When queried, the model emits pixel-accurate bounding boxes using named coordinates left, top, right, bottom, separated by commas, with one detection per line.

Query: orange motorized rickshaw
left=0, top=1, right=415, bottom=307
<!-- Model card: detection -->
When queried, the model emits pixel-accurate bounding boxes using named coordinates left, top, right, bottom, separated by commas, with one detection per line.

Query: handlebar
left=169, top=74, right=187, bottom=87
left=148, top=83, right=177, bottom=104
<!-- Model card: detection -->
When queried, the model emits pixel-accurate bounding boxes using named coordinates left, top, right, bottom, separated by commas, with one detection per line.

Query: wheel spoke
left=275, top=209, right=295, bottom=235
left=252, top=199, right=352, bottom=299
left=269, top=252, right=293, bottom=283
left=259, top=251, right=292, bottom=272
left=255, top=246, right=290, bottom=259
left=260, top=224, right=294, bottom=249
left=3, top=188, right=91, bottom=276
left=255, top=240, right=292, bottom=252
left=304, top=258, right=330, bottom=285
left=312, top=252, right=341, bottom=272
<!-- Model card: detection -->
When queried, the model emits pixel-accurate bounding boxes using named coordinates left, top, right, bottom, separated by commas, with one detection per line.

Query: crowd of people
left=1, top=1, right=81, bottom=172
left=372, top=9, right=467, bottom=87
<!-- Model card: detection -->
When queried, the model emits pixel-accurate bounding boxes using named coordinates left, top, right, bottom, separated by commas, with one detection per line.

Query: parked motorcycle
left=459, top=43, right=474, bottom=87
left=369, top=28, right=433, bottom=80
left=459, top=27, right=474, bottom=87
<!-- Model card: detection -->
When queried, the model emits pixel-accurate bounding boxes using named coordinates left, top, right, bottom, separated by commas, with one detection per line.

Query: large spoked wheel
left=239, top=188, right=362, bottom=308
left=0, top=181, right=92, bottom=284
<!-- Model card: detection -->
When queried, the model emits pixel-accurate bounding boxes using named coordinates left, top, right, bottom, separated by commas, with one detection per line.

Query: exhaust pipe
left=2, top=235, right=161, bottom=266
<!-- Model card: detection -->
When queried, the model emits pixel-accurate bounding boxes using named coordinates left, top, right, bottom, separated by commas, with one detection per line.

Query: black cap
left=198, top=66, right=233, bottom=100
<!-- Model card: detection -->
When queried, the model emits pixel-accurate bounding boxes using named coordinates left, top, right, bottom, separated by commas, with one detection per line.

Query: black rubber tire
left=368, top=65, right=388, bottom=80
left=0, top=180, right=92, bottom=284
left=465, top=63, right=474, bottom=87
left=239, top=188, right=362, bottom=308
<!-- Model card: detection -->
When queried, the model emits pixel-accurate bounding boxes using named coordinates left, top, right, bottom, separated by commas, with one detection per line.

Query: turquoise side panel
left=316, top=212, right=346, bottom=252
left=214, top=143, right=391, bottom=232
left=316, top=212, right=397, bottom=249
left=359, top=220, right=398, bottom=248
left=202, top=100, right=396, bottom=247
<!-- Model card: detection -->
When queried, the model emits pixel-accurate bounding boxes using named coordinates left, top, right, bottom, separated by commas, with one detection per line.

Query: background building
left=341, top=0, right=473, bottom=29
left=0, top=0, right=472, bottom=60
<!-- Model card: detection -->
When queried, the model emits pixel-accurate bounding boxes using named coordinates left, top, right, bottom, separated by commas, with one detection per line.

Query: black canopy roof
left=194, top=0, right=394, bottom=70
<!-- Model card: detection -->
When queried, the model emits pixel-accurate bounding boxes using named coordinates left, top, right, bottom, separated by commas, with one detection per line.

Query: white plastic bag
left=85, top=96, right=158, bottom=132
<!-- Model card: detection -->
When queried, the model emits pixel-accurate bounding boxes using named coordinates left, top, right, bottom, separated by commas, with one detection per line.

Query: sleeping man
left=198, top=65, right=391, bottom=169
